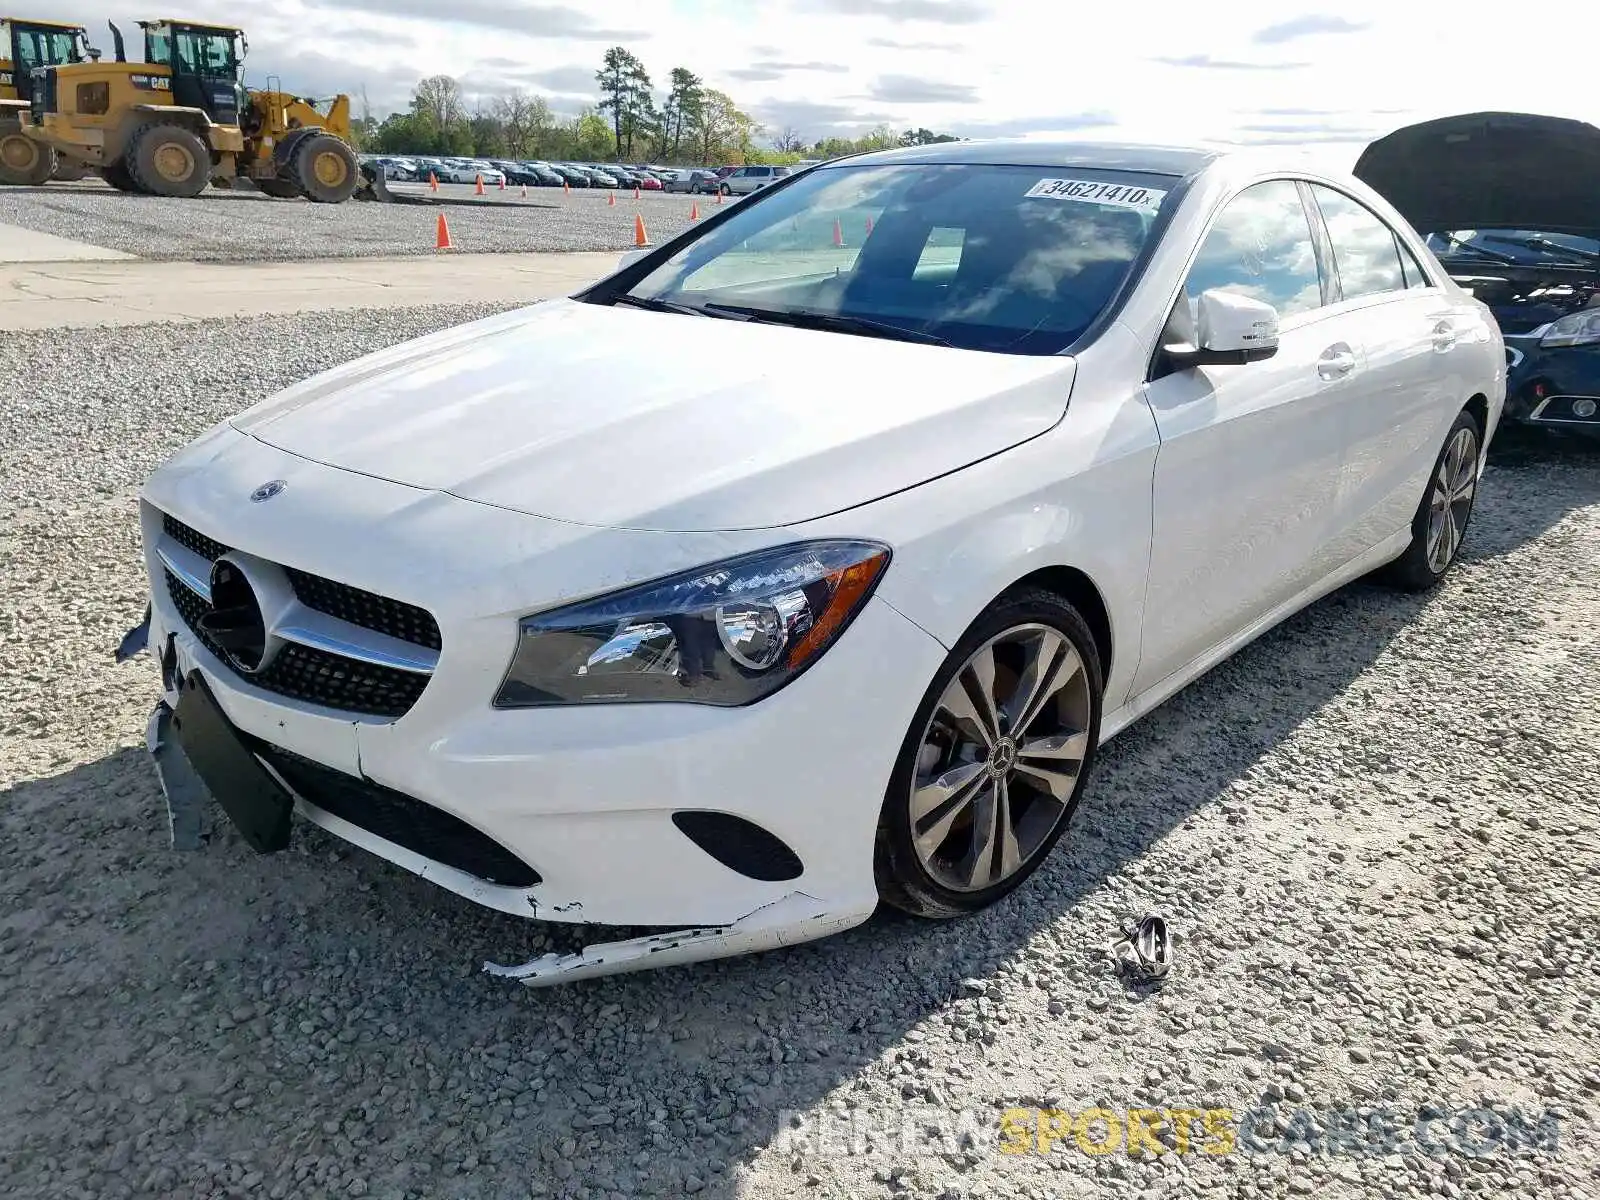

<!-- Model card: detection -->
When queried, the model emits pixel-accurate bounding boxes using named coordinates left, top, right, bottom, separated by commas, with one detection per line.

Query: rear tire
left=255, top=178, right=301, bottom=199
left=875, top=588, right=1104, bottom=919
left=100, top=160, right=140, bottom=192
left=1375, top=408, right=1483, bottom=591
left=126, top=123, right=209, bottom=198
left=0, top=127, right=55, bottom=186
left=288, top=133, right=358, bottom=203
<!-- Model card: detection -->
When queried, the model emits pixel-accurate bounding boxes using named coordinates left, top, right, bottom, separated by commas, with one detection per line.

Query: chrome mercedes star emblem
left=249, top=479, right=287, bottom=503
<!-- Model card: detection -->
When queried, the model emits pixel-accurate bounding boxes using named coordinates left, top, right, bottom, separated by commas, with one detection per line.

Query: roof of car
left=831, top=138, right=1222, bottom=177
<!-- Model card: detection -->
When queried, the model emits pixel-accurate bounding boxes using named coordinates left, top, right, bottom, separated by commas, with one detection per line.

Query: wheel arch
left=1462, top=391, right=1489, bottom=436
left=1000, top=565, right=1114, bottom=683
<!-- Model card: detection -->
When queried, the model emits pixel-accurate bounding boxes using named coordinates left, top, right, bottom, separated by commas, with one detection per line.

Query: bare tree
left=492, top=90, right=537, bottom=157
left=412, top=75, right=465, bottom=131
left=771, top=126, right=806, bottom=154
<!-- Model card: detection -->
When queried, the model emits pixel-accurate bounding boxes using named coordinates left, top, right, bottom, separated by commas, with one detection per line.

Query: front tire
left=126, top=123, right=209, bottom=198
left=876, top=588, right=1104, bottom=919
left=0, top=126, right=55, bottom=185
left=288, top=133, right=358, bottom=203
left=100, top=160, right=140, bottom=192
left=1376, top=409, right=1482, bottom=591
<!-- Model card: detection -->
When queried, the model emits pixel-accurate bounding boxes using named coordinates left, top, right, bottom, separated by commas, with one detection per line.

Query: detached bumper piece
left=483, top=892, right=866, bottom=988
left=142, top=669, right=541, bottom=888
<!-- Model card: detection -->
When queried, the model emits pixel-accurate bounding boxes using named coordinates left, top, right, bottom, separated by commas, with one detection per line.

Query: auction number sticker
left=1024, top=178, right=1166, bottom=210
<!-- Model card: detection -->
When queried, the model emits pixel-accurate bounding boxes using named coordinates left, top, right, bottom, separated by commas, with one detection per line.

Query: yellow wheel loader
left=0, top=16, right=97, bottom=184
left=20, top=19, right=389, bottom=201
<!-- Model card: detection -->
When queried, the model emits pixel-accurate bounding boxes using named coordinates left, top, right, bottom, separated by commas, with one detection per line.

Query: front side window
left=16, top=30, right=79, bottom=67
left=1311, top=185, right=1405, bottom=300
left=1184, top=180, right=1323, bottom=317
left=622, top=162, right=1173, bottom=355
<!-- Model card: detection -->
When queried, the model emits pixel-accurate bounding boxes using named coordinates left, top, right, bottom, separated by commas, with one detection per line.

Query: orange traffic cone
left=563, top=180, right=570, bottom=195
left=474, top=174, right=485, bottom=196
left=634, top=213, right=650, bottom=247
left=428, top=171, right=438, bottom=191
left=607, top=190, right=615, bottom=207
left=689, top=201, right=700, bottom=221
left=520, top=183, right=527, bottom=198
left=714, top=189, right=723, bottom=204
left=435, top=212, right=453, bottom=250
left=498, top=175, right=506, bottom=191
left=832, top=217, right=845, bottom=248
left=633, top=185, right=641, bottom=200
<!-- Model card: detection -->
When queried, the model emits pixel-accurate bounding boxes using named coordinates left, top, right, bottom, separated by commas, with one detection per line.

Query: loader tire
left=51, top=158, right=88, bottom=182
left=101, top=160, right=140, bottom=192
left=0, top=127, right=55, bottom=186
left=255, top=178, right=302, bottom=199
left=288, top=133, right=358, bottom=203
left=126, top=123, right=209, bottom=198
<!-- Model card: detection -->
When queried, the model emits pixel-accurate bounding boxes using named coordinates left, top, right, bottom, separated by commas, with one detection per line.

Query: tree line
left=357, top=46, right=960, bottom=165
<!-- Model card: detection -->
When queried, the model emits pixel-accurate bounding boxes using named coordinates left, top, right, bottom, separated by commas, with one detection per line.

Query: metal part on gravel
left=0, top=180, right=704, bottom=261
left=2, top=308, right=1598, bottom=1199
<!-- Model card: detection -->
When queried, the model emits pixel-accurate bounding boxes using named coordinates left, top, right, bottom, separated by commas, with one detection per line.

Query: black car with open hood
left=1356, top=112, right=1600, bottom=434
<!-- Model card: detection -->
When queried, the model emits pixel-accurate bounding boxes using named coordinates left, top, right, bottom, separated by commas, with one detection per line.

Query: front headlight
left=1539, top=309, right=1600, bottom=348
left=493, top=540, right=891, bottom=708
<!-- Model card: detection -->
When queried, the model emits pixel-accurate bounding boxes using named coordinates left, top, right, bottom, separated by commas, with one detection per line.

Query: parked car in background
left=491, top=160, right=545, bottom=186
left=547, top=164, right=590, bottom=187
left=1355, top=111, right=1600, bottom=437
left=125, top=138, right=1502, bottom=986
left=719, top=164, right=792, bottom=195
left=662, top=168, right=719, bottom=194
left=519, top=162, right=566, bottom=187
left=436, top=160, right=505, bottom=185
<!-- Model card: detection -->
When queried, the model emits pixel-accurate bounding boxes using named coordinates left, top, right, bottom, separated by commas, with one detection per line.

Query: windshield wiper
left=701, top=304, right=952, bottom=346
left=1482, top=233, right=1600, bottom=265
left=611, top=294, right=731, bottom=318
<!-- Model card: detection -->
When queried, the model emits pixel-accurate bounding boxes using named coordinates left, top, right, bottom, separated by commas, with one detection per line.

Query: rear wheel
left=288, top=134, right=358, bottom=203
left=0, top=126, right=56, bottom=186
left=126, top=123, right=209, bottom=198
left=100, top=160, right=140, bottom=192
left=1376, top=409, right=1483, bottom=591
left=255, top=178, right=302, bottom=199
left=876, top=589, right=1104, bottom=918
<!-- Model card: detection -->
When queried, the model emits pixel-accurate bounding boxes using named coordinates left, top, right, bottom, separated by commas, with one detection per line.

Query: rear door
left=1135, top=179, right=1357, bottom=694
left=1303, top=183, right=1476, bottom=560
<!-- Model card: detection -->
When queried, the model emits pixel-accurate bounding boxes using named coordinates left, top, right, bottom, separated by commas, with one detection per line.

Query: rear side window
left=1311, top=185, right=1406, bottom=300
left=1184, top=180, right=1324, bottom=318
left=1398, top=239, right=1434, bottom=289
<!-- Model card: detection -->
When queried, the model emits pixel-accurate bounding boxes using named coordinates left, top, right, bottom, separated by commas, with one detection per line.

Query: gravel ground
left=0, top=180, right=708, bottom=260
left=2, top=308, right=1599, bottom=1200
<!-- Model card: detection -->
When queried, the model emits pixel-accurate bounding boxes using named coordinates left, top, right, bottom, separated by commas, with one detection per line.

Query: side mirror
left=1166, top=289, right=1280, bottom=368
left=617, top=248, right=650, bottom=271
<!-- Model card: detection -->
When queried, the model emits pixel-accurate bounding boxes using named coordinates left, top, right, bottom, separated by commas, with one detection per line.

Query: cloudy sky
left=67, top=0, right=1600, bottom=162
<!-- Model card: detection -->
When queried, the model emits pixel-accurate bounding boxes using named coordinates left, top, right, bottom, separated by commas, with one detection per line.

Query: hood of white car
left=233, top=298, right=1077, bottom=532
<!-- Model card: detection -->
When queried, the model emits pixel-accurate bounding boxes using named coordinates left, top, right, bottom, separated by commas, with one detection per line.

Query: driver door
left=168, top=31, right=240, bottom=126
left=1133, top=179, right=1357, bottom=696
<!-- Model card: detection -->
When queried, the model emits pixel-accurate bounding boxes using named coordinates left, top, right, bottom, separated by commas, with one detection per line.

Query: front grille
left=164, top=569, right=429, bottom=718
left=156, top=512, right=441, bottom=720
left=287, top=568, right=442, bottom=651
left=162, top=512, right=228, bottom=562
left=258, top=745, right=541, bottom=888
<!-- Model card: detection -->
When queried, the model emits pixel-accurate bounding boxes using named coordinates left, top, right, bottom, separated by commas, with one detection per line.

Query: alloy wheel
left=1426, top=425, right=1478, bottom=573
left=908, top=623, right=1092, bottom=893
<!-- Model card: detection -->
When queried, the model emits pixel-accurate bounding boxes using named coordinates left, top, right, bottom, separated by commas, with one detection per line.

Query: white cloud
left=57, top=1, right=1600, bottom=154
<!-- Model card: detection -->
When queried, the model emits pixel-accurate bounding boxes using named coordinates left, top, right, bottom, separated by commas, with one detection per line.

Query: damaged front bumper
left=121, top=610, right=879, bottom=988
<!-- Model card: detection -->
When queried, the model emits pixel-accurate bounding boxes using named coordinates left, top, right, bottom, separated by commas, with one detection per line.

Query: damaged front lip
left=482, top=892, right=873, bottom=988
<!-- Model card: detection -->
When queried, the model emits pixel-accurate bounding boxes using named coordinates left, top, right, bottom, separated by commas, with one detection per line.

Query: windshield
left=15, top=29, right=83, bottom=67
left=1426, top=228, right=1600, bottom=266
left=623, top=162, right=1173, bottom=355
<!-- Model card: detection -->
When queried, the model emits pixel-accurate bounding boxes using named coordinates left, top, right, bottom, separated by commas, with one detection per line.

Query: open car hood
left=1354, top=111, right=1600, bottom=236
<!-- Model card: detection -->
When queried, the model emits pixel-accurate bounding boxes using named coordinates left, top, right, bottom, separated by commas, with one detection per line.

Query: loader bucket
left=354, top=161, right=394, bottom=202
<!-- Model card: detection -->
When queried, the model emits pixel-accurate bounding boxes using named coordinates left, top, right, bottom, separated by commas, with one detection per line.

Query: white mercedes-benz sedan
left=123, top=140, right=1504, bottom=985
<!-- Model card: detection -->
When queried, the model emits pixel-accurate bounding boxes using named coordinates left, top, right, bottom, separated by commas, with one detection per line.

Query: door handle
left=1431, top=319, right=1458, bottom=351
left=1317, top=343, right=1357, bottom=380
